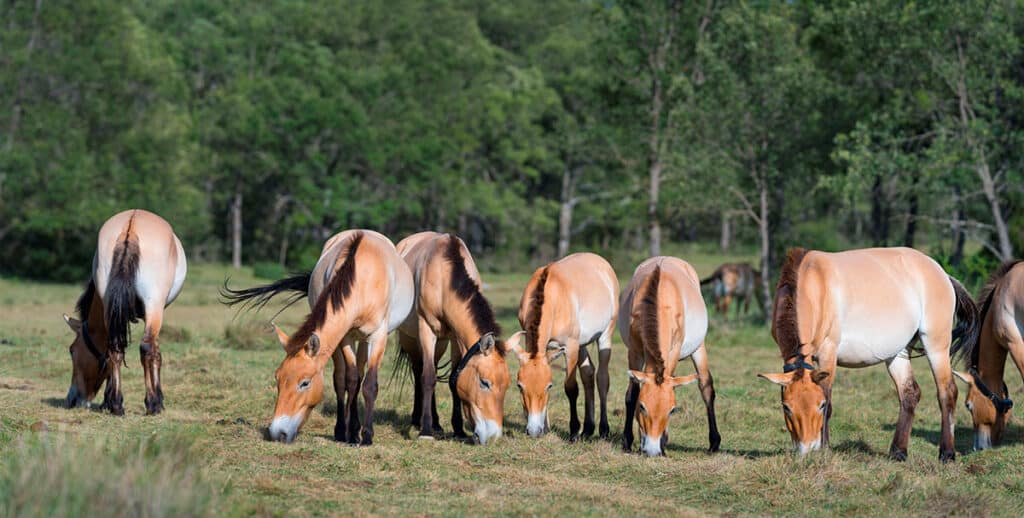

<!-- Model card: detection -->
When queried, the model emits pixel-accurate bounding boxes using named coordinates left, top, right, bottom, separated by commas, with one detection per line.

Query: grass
left=1, top=260, right=1024, bottom=516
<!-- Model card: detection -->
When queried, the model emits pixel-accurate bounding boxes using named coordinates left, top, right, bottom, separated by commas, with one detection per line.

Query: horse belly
left=835, top=323, right=917, bottom=368
left=387, top=269, right=415, bottom=333
left=678, top=309, right=708, bottom=360
left=576, top=307, right=613, bottom=346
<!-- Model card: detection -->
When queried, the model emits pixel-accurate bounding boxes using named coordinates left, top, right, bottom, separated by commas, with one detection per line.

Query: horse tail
left=771, top=248, right=808, bottom=361
left=700, top=266, right=722, bottom=286
left=105, top=227, right=143, bottom=355
left=219, top=272, right=312, bottom=314
left=948, top=274, right=982, bottom=367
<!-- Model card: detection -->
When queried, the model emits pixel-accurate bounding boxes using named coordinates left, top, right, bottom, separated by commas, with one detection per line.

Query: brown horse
left=620, top=257, right=720, bottom=456
left=62, top=209, right=187, bottom=415
left=395, top=232, right=511, bottom=444
left=508, top=253, right=618, bottom=440
left=758, top=247, right=979, bottom=462
left=700, top=262, right=760, bottom=319
left=222, top=230, right=414, bottom=444
left=953, top=260, right=1022, bottom=450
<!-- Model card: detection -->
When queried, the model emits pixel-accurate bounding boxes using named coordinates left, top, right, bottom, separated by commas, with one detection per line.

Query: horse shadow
left=878, top=423, right=1015, bottom=454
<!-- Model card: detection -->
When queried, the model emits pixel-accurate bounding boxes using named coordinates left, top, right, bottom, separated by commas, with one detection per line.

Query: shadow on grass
left=41, top=397, right=67, bottom=408
left=832, top=439, right=880, bottom=455
left=880, top=422, right=993, bottom=454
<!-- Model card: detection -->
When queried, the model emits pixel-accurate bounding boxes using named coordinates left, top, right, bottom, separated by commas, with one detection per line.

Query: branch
left=729, top=187, right=761, bottom=225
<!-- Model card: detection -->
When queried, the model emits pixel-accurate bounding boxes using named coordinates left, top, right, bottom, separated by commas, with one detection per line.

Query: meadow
left=2, top=251, right=1024, bottom=517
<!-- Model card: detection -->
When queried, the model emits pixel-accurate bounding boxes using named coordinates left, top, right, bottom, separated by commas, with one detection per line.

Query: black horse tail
left=105, top=231, right=143, bottom=355
left=700, top=267, right=722, bottom=286
left=949, top=275, right=981, bottom=365
left=219, top=272, right=312, bottom=315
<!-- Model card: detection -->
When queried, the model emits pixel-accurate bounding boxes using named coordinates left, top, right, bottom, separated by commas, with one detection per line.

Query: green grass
left=1, top=261, right=1023, bottom=516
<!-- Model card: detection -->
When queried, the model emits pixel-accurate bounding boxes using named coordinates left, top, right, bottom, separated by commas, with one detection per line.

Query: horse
left=221, top=230, right=414, bottom=444
left=620, top=257, right=720, bottom=456
left=758, top=247, right=979, bottom=462
left=953, top=260, right=1022, bottom=450
left=700, top=262, right=760, bottom=319
left=394, top=232, right=511, bottom=445
left=62, top=209, right=187, bottom=415
left=507, top=253, right=617, bottom=441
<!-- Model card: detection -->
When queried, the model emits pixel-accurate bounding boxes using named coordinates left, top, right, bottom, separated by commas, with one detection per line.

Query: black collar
left=449, top=340, right=482, bottom=394
left=970, top=369, right=1013, bottom=415
left=783, top=360, right=816, bottom=373
left=81, top=320, right=108, bottom=373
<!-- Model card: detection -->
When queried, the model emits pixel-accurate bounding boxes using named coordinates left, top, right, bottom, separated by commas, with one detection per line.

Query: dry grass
left=1, top=262, right=1024, bottom=516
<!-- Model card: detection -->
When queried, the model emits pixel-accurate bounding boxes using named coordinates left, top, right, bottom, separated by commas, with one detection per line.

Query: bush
left=252, top=262, right=286, bottom=280
left=223, top=320, right=273, bottom=350
left=0, top=432, right=225, bottom=517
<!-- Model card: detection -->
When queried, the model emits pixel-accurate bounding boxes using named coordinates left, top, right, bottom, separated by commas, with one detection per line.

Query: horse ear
left=307, top=334, right=321, bottom=358
left=478, top=333, right=496, bottom=355
left=811, top=371, right=830, bottom=384
left=758, top=372, right=797, bottom=386
left=669, top=373, right=699, bottom=388
left=953, top=370, right=974, bottom=386
left=62, top=313, right=82, bottom=333
left=271, top=322, right=290, bottom=350
left=628, top=370, right=653, bottom=385
left=506, top=331, right=528, bottom=363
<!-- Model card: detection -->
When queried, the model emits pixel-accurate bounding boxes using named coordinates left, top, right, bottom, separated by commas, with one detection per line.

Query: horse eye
left=782, top=404, right=792, bottom=415
left=818, top=401, right=827, bottom=412
left=298, top=379, right=312, bottom=391
left=545, top=383, right=553, bottom=391
left=638, top=403, right=648, bottom=415
left=669, top=406, right=677, bottom=416
left=966, top=401, right=974, bottom=412
left=479, top=377, right=492, bottom=390
left=517, top=382, right=524, bottom=391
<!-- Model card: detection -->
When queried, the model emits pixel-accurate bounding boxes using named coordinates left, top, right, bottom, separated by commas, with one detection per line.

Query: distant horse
left=508, top=253, right=618, bottom=441
left=620, top=257, right=720, bottom=456
left=953, top=260, right=1022, bottom=450
left=222, top=230, right=414, bottom=444
left=62, top=209, right=187, bottom=415
left=758, top=247, right=979, bottom=462
left=394, top=232, right=511, bottom=444
left=700, top=262, right=760, bottom=319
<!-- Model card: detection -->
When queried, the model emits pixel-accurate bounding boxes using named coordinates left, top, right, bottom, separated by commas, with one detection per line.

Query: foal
left=395, top=232, right=511, bottom=444
left=620, top=257, right=720, bottom=456
left=758, top=247, right=979, bottom=462
left=954, top=260, right=1023, bottom=450
left=223, top=230, right=414, bottom=444
left=509, top=253, right=617, bottom=441
left=63, top=209, right=187, bottom=415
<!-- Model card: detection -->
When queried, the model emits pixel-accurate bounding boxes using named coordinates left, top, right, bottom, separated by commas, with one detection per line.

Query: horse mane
left=772, top=248, right=808, bottom=361
left=970, top=259, right=1023, bottom=368
left=525, top=266, right=550, bottom=357
left=639, top=265, right=666, bottom=384
left=287, top=232, right=364, bottom=354
left=444, top=235, right=502, bottom=353
left=76, top=278, right=97, bottom=322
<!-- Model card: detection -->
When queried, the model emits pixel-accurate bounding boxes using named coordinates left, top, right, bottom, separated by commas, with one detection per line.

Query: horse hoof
left=889, top=450, right=908, bottom=462
left=939, top=451, right=955, bottom=464
left=417, top=435, right=435, bottom=441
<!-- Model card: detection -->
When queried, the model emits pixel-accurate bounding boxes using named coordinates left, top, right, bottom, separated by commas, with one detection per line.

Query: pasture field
left=2, top=254, right=1024, bottom=517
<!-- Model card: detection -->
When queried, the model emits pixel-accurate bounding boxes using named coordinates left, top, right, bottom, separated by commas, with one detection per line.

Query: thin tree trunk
left=558, top=167, right=575, bottom=258
left=903, top=172, right=919, bottom=248
left=720, top=211, right=731, bottom=251
left=758, top=177, right=772, bottom=324
left=648, top=94, right=663, bottom=257
left=870, top=174, right=890, bottom=246
left=976, top=160, right=1013, bottom=261
left=231, top=190, right=243, bottom=269
left=951, top=186, right=966, bottom=266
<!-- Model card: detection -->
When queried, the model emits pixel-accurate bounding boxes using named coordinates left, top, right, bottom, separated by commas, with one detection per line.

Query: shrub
left=252, top=262, right=286, bottom=281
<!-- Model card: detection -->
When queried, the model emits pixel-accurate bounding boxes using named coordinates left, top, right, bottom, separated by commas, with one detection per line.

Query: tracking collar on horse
left=449, top=334, right=491, bottom=398
left=783, top=355, right=815, bottom=373
left=969, top=367, right=1014, bottom=415
left=80, top=320, right=109, bottom=373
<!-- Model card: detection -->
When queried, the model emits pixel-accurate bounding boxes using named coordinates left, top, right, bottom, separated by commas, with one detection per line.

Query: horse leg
left=398, top=332, right=424, bottom=427
left=691, top=342, right=721, bottom=453
left=448, top=339, right=470, bottom=439
left=104, top=349, right=125, bottom=416
left=885, top=353, right=920, bottom=461
left=596, top=325, right=613, bottom=439
left=578, top=347, right=596, bottom=439
left=342, top=341, right=361, bottom=445
left=415, top=319, right=439, bottom=438
left=333, top=336, right=355, bottom=442
left=622, top=343, right=643, bottom=451
left=563, top=339, right=582, bottom=441
left=140, top=312, right=164, bottom=415
left=360, top=330, right=389, bottom=446
left=723, top=295, right=732, bottom=321
left=922, top=329, right=958, bottom=463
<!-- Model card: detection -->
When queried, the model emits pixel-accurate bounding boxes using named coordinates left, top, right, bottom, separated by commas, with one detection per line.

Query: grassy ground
left=2, top=257, right=1024, bottom=517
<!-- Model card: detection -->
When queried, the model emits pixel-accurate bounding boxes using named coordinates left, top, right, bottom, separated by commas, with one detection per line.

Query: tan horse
left=953, top=260, right=1022, bottom=450
left=508, top=253, right=618, bottom=440
left=62, top=209, right=187, bottom=415
left=222, top=230, right=413, bottom=444
left=758, top=247, right=979, bottom=462
left=700, top=262, right=760, bottom=319
left=620, top=257, right=720, bottom=456
left=395, top=232, right=511, bottom=444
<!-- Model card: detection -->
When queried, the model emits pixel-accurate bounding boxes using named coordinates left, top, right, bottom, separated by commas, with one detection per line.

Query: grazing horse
left=953, top=260, right=1022, bottom=450
left=62, top=209, right=187, bottom=415
left=395, top=232, right=511, bottom=444
left=222, top=230, right=413, bottom=444
left=700, top=262, right=760, bottom=319
left=507, top=253, right=617, bottom=441
left=758, top=247, right=979, bottom=462
left=620, top=257, right=720, bottom=456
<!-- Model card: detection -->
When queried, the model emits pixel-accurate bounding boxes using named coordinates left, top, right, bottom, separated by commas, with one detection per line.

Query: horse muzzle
left=473, top=418, right=502, bottom=446
left=268, top=415, right=302, bottom=444
left=525, top=412, right=547, bottom=438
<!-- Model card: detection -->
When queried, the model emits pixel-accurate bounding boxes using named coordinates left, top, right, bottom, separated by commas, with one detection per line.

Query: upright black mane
left=76, top=278, right=97, bottom=322
left=288, top=232, right=364, bottom=354
left=772, top=248, right=808, bottom=361
left=443, top=235, right=502, bottom=354
left=639, top=266, right=665, bottom=384
left=525, top=266, right=550, bottom=357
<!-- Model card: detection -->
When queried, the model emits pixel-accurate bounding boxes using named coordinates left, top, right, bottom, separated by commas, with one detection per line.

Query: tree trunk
left=870, top=174, right=890, bottom=246
left=231, top=190, right=243, bottom=269
left=903, top=172, right=919, bottom=248
left=647, top=92, right=663, bottom=257
left=951, top=186, right=966, bottom=266
left=720, top=211, right=731, bottom=251
left=976, top=160, right=1013, bottom=261
left=758, top=179, right=772, bottom=324
left=557, top=167, right=575, bottom=258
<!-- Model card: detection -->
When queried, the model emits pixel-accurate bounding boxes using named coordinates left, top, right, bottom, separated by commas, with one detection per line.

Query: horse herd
left=59, top=209, right=1023, bottom=462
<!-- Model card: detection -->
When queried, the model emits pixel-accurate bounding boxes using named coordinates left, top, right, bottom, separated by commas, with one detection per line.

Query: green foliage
left=252, top=262, right=286, bottom=281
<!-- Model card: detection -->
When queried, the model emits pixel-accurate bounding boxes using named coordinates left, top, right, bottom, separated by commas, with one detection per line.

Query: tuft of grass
left=0, top=432, right=226, bottom=518
left=222, top=320, right=272, bottom=351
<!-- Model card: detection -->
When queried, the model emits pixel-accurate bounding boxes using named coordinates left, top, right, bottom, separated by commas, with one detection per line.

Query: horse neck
left=86, top=290, right=108, bottom=349
left=310, top=309, right=355, bottom=367
left=977, top=318, right=1008, bottom=391
left=444, top=298, right=494, bottom=354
